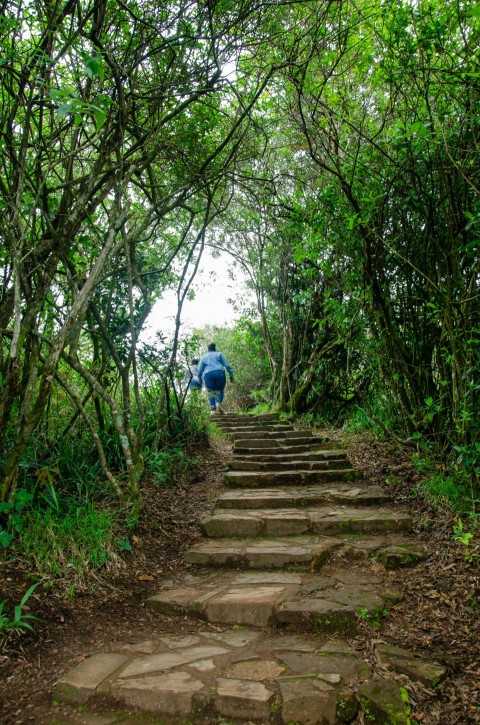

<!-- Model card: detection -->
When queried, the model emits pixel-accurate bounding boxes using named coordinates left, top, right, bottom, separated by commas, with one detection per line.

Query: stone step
left=228, top=457, right=349, bottom=472
left=233, top=433, right=324, bottom=447
left=229, top=449, right=344, bottom=464
left=225, top=468, right=362, bottom=487
left=219, top=424, right=285, bottom=432
left=229, top=430, right=314, bottom=441
left=215, top=485, right=391, bottom=510
left=184, top=534, right=427, bottom=571
left=146, top=566, right=402, bottom=632
left=52, top=407, right=441, bottom=725
left=234, top=442, right=334, bottom=456
left=201, top=507, right=412, bottom=538
left=220, top=423, right=294, bottom=432
left=54, top=625, right=425, bottom=724
left=216, top=413, right=280, bottom=424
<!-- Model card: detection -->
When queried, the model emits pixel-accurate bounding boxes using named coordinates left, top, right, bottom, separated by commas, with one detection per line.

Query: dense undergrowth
left=0, top=393, right=211, bottom=602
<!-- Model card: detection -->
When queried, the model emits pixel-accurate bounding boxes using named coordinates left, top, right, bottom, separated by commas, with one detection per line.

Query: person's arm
left=220, top=354, right=234, bottom=380
left=197, top=357, right=206, bottom=381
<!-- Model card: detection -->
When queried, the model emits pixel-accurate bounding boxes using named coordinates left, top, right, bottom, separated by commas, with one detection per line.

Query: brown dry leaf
left=132, top=535, right=139, bottom=544
left=137, top=574, right=154, bottom=581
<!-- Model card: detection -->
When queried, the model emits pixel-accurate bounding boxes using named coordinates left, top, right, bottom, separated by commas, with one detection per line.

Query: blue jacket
left=198, top=352, right=234, bottom=380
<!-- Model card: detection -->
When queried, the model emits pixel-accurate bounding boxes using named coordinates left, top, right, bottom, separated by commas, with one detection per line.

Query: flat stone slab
left=377, top=543, right=428, bottom=568
left=112, top=670, right=207, bottom=714
left=225, top=469, right=362, bottom=487
left=375, top=643, right=446, bottom=687
left=358, top=678, right=412, bottom=724
left=54, top=654, right=129, bottom=703
left=215, top=677, right=275, bottom=720
left=206, top=585, right=299, bottom=627
left=146, top=565, right=402, bottom=633
left=54, top=628, right=379, bottom=723
left=216, top=485, right=390, bottom=509
left=202, top=506, right=412, bottom=538
left=279, top=677, right=338, bottom=725
left=276, top=598, right=359, bottom=636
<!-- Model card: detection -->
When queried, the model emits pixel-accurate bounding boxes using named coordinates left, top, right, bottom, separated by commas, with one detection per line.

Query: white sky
left=142, top=248, right=255, bottom=341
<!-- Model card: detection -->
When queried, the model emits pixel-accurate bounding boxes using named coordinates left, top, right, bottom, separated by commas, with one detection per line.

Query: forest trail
left=51, top=414, right=446, bottom=724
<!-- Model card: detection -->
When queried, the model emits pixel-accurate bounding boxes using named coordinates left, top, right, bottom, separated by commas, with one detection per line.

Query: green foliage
left=146, top=448, right=196, bottom=488
left=116, top=538, right=132, bottom=553
left=249, top=402, right=274, bottom=415
left=452, top=515, right=480, bottom=565
left=412, top=452, right=477, bottom=513
left=2, top=0, right=480, bottom=582
left=452, top=518, right=474, bottom=547
left=152, top=389, right=210, bottom=451
left=0, top=489, right=33, bottom=549
left=357, top=606, right=388, bottom=630
left=17, top=504, right=121, bottom=585
left=341, top=407, right=387, bottom=436
left=0, top=582, right=41, bottom=636
left=420, top=472, right=469, bottom=512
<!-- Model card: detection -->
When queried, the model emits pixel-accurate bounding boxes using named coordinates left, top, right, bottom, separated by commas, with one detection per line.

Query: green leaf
left=117, top=538, right=132, bottom=552
left=57, top=103, right=73, bottom=118
left=409, top=432, right=423, bottom=440
left=92, top=107, right=106, bottom=130
left=409, top=121, right=428, bottom=138
left=0, top=530, right=13, bottom=548
left=84, top=56, right=105, bottom=82
left=19, top=581, right=41, bottom=607
left=48, top=88, right=69, bottom=100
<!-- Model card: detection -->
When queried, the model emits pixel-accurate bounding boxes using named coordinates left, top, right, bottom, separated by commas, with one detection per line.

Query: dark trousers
left=203, top=370, right=226, bottom=410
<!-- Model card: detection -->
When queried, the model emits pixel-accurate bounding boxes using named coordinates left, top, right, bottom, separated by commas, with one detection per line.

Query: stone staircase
left=54, top=413, right=444, bottom=724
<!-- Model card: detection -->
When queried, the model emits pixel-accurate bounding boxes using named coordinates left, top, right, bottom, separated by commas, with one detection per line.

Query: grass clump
left=420, top=472, right=468, bottom=512
left=0, top=582, right=42, bottom=639
left=412, top=452, right=478, bottom=513
left=146, top=446, right=200, bottom=488
left=17, top=503, right=123, bottom=586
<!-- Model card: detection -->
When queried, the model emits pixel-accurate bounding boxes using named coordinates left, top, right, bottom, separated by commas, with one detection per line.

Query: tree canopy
left=1, top=0, right=479, bottom=513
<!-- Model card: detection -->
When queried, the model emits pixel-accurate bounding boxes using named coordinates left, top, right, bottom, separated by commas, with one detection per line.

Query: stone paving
left=53, top=413, right=445, bottom=724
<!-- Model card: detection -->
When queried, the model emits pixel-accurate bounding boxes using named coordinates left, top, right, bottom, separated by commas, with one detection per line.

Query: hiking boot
left=216, top=403, right=225, bottom=415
